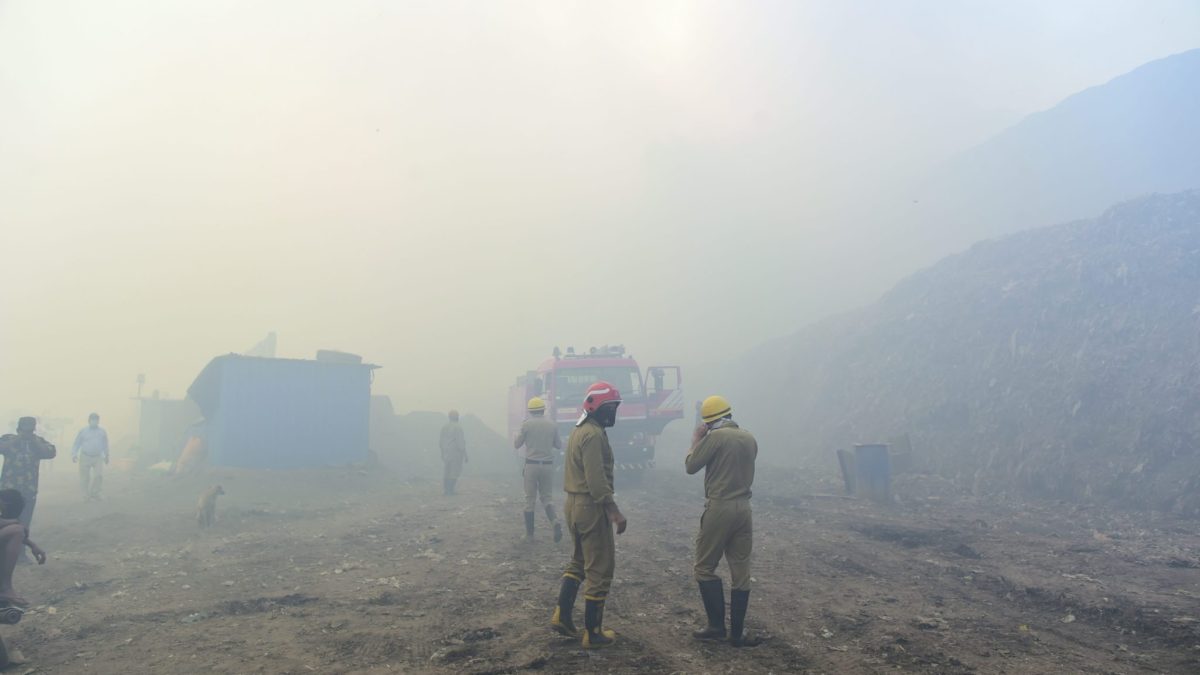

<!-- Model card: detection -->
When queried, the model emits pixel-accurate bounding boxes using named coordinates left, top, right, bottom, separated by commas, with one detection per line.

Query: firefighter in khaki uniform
left=514, top=397, right=563, bottom=541
left=439, top=410, right=468, bottom=496
left=549, top=381, right=628, bottom=648
left=686, top=395, right=761, bottom=647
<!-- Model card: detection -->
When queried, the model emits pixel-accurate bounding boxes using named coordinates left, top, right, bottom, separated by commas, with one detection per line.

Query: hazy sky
left=2, top=0, right=1198, bottom=437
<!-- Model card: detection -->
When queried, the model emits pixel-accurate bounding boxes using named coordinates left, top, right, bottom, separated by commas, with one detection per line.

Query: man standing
left=439, top=410, right=467, bottom=496
left=513, top=397, right=562, bottom=542
left=550, top=381, right=627, bottom=648
left=72, top=413, right=109, bottom=501
left=0, top=418, right=56, bottom=561
left=686, top=395, right=760, bottom=647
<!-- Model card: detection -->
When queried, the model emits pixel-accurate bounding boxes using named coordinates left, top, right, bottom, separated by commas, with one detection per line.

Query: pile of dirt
left=370, top=396, right=514, bottom=477
left=735, top=190, right=1200, bottom=513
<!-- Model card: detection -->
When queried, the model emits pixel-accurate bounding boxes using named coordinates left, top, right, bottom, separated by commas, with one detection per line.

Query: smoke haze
left=2, top=0, right=1198, bottom=434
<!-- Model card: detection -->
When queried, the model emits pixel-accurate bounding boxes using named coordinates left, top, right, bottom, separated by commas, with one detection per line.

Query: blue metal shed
left=186, top=354, right=378, bottom=469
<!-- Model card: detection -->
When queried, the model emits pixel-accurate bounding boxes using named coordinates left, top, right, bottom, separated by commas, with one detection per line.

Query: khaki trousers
left=562, top=493, right=615, bottom=601
left=694, top=498, right=753, bottom=591
left=523, top=463, right=554, bottom=512
left=443, top=457, right=463, bottom=481
left=79, top=454, right=104, bottom=498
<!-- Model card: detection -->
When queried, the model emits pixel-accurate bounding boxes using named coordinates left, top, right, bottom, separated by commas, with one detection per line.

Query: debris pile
left=738, top=190, right=1200, bottom=513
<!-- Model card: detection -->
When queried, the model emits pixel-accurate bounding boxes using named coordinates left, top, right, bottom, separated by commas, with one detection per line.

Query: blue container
left=187, top=354, right=378, bottom=469
left=853, top=443, right=892, bottom=504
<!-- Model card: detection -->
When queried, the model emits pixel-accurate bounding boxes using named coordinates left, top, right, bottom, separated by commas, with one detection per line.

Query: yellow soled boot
left=582, top=598, right=616, bottom=648
left=550, top=576, right=580, bottom=637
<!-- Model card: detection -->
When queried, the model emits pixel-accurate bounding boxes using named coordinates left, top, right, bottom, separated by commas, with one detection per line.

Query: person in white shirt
left=71, top=413, right=109, bottom=501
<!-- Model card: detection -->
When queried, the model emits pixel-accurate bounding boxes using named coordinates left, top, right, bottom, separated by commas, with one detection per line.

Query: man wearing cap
left=686, top=395, right=761, bottom=647
left=0, top=418, right=57, bottom=560
left=514, top=397, right=562, bottom=541
left=550, top=381, right=627, bottom=648
left=439, top=410, right=468, bottom=496
left=72, top=413, right=109, bottom=501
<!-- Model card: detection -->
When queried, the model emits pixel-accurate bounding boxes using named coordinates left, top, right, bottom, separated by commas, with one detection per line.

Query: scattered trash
left=914, top=616, right=949, bottom=630
left=180, top=612, right=210, bottom=624
left=461, top=627, right=497, bottom=642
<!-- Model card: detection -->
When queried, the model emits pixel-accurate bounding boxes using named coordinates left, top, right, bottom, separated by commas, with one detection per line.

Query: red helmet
left=582, top=381, right=621, bottom=413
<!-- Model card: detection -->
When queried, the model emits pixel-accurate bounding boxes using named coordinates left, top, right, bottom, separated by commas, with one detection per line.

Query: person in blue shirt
left=71, top=413, right=109, bottom=501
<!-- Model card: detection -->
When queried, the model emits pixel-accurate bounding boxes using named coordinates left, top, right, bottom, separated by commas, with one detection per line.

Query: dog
left=196, top=485, right=225, bottom=528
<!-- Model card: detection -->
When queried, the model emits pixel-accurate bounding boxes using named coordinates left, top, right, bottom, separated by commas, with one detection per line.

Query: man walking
left=439, top=410, right=467, bottom=496
left=514, top=397, right=562, bottom=541
left=686, top=395, right=761, bottom=647
left=0, top=418, right=56, bottom=562
left=72, top=413, right=109, bottom=501
left=550, top=381, right=627, bottom=648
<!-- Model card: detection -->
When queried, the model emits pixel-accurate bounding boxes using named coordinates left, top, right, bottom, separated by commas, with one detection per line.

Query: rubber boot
left=582, top=598, right=616, bottom=648
left=550, top=576, right=580, bottom=637
left=729, top=589, right=761, bottom=647
left=443, top=479, right=451, bottom=496
left=524, top=511, right=535, bottom=540
left=692, top=579, right=726, bottom=640
left=545, top=504, right=562, bottom=542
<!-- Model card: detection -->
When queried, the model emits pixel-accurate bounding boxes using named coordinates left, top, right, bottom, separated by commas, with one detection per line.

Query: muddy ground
left=5, top=460, right=1200, bottom=674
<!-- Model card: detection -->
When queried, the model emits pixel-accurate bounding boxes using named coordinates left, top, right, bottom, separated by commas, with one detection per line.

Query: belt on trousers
left=525, top=459, right=553, bottom=465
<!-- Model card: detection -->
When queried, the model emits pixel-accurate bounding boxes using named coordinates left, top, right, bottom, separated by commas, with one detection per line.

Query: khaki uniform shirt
left=439, top=422, right=467, bottom=462
left=685, top=422, right=756, bottom=500
left=563, top=418, right=614, bottom=504
left=515, top=416, right=560, bottom=461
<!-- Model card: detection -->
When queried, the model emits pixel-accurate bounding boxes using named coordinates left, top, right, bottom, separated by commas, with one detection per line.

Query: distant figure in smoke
left=0, top=489, right=47, bottom=608
left=0, top=418, right=56, bottom=563
left=514, top=397, right=562, bottom=541
left=686, top=396, right=761, bottom=647
left=72, top=413, right=109, bottom=501
left=439, top=410, right=468, bottom=496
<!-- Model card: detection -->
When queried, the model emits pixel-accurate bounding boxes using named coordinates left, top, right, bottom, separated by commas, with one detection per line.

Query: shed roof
left=187, top=353, right=379, bottom=418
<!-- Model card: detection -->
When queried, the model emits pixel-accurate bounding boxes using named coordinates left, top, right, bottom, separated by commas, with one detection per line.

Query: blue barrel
left=854, top=443, right=892, bottom=504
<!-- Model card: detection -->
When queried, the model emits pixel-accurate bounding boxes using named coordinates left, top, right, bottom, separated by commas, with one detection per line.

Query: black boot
left=582, top=598, right=616, bottom=648
left=729, top=589, right=761, bottom=647
left=692, top=579, right=726, bottom=640
left=545, top=504, right=562, bottom=542
left=550, top=576, right=580, bottom=637
left=524, top=511, right=535, bottom=539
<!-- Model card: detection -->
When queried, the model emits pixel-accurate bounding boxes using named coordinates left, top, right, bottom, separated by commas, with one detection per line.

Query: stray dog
left=196, top=485, right=225, bottom=528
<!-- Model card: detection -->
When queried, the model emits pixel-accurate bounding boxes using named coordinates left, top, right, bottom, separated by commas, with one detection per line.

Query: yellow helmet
left=700, top=395, right=732, bottom=423
left=527, top=397, right=546, bottom=413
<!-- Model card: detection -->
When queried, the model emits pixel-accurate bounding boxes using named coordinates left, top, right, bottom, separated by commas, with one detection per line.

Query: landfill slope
left=737, top=190, right=1200, bottom=512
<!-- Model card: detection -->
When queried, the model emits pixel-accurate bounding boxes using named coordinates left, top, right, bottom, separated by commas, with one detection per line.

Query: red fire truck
left=508, top=345, right=684, bottom=470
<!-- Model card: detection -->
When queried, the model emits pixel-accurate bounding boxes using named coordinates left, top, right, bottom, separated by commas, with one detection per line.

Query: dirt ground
left=5, top=459, right=1200, bottom=674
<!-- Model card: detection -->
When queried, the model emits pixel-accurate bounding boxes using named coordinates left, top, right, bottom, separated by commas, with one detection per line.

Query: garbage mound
left=737, top=190, right=1200, bottom=513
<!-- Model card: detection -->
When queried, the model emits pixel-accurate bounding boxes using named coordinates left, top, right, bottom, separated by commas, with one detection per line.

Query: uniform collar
left=709, top=418, right=738, bottom=431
